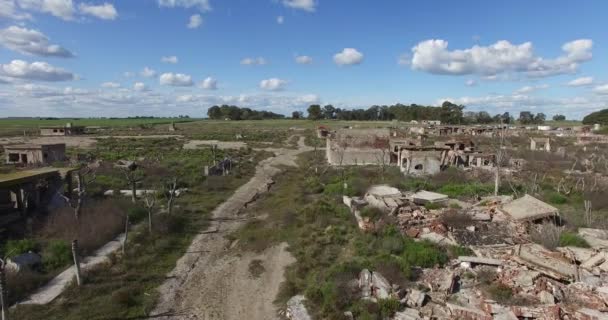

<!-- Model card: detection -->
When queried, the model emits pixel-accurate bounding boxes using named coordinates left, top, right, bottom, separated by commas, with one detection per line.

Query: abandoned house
left=326, top=129, right=496, bottom=175
left=4, top=143, right=66, bottom=166
left=39, top=123, right=85, bottom=136
left=530, top=137, right=551, bottom=151
left=326, top=128, right=391, bottom=165
left=0, top=167, right=74, bottom=229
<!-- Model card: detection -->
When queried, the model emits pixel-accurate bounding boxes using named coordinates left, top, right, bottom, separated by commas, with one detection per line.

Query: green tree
left=307, top=104, right=323, bottom=120
left=582, top=109, right=608, bottom=125
left=552, top=114, right=566, bottom=121
left=292, top=111, right=303, bottom=119
left=322, top=105, right=335, bottom=119
left=519, top=111, right=534, bottom=124
left=207, top=105, right=222, bottom=119
left=534, top=113, right=546, bottom=124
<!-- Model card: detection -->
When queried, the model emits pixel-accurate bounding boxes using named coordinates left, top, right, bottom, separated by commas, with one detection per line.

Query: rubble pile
left=337, top=186, right=608, bottom=319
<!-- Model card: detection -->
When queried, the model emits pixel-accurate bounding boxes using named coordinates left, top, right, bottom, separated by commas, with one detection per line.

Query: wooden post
left=72, top=240, right=82, bottom=286
left=123, top=215, right=129, bottom=254
left=0, top=261, right=7, bottom=320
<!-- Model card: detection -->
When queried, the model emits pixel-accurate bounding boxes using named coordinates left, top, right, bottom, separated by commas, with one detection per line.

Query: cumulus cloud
left=0, top=59, right=75, bottom=81
left=240, top=57, right=266, bottom=65
left=282, top=0, right=315, bottom=12
left=17, top=0, right=76, bottom=20
left=188, top=14, right=202, bottom=28
left=140, top=67, right=156, bottom=78
left=567, top=76, right=594, bottom=87
left=161, top=55, right=178, bottom=64
left=159, top=72, right=193, bottom=86
left=514, top=84, right=549, bottom=94
left=78, top=2, right=117, bottom=20
left=133, top=82, right=148, bottom=91
left=158, top=0, right=210, bottom=12
left=593, top=84, right=608, bottom=95
left=277, top=15, right=284, bottom=24
left=260, top=78, right=287, bottom=91
left=295, top=55, right=312, bottom=64
left=465, top=79, right=477, bottom=87
left=333, top=48, right=364, bottom=66
left=410, top=39, right=593, bottom=78
left=0, top=26, right=73, bottom=57
left=101, top=81, right=120, bottom=88
left=0, top=0, right=31, bottom=20
left=200, top=76, right=217, bottom=90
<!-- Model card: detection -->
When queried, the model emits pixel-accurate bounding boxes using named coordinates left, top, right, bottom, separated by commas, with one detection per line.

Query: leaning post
left=0, top=259, right=7, bottom=320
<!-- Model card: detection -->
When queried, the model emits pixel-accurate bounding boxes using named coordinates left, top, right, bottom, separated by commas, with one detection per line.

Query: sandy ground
left=152, top=137, right=311, bottom=320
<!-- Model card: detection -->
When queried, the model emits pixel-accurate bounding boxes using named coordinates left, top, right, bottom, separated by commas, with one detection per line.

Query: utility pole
left=0, top=259, right=7, bottom=320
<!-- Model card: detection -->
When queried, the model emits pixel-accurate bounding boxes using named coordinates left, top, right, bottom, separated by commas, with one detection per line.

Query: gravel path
left=151, top=137, right=311, bottom=320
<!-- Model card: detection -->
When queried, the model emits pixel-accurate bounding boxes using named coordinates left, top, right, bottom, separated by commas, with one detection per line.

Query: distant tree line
left=207, top=105, right=285, bottom=120
left=299, top=102, right=558, bottom=125
left=582, top=109, right=608, bottom=125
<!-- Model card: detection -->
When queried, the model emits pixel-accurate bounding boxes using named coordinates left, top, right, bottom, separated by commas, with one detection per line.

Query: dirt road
left=152, top=137, right=311, bottom=320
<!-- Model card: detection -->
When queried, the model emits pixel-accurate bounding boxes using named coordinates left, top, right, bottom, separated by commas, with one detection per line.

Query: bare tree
left=494, top=122, right=507, bottom=196
left=61, top=167, right=96, bottom=219
left=122, top=214, right=129, bottom=254
left=122, top=168, right=144, bottom=204
left=142, top=191, right=156, bottom=234
left=584, top=200, right=594, bottom=227
left=164, top=178, right=178, bottom=215
left=72, top=240, right=82, bottom=286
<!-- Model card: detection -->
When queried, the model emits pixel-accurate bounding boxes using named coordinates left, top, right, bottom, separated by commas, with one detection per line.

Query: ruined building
left=4, top=143, right=66, bottom=166
left=326, top=129, right=496, bottom=175
left=39, top=123, right=85, bottom=136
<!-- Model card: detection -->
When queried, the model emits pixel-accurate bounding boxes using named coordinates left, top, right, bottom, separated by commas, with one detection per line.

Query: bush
left=530, top=222, right=562, bottom=250
left=424, top=202, right=444, bottom=210
left=378, top=298, right=400, bottom=318
left=559, top=232, right=590, bottom=248
left=486, top=284, right=513, bottom=303
left=546, top=192, right=567, bottom=205
left=3, top=239, right=39, bottom=258
left=43, top=240, right=72, bottom=270
left=360, top=207, right=383, bottom=220
left=127, top=206, right=148, bottom=224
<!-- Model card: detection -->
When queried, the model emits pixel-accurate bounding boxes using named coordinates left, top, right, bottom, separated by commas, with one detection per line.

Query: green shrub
left=448, top=245, right=474, bottom=258
left=360, top=207, right=383, bottom=220
left=378, top=298, right=400, bottom=318
left=559, top=232, right=590, bottom=248
left=127, top=206, right=148, bottom=223
left=487, top=284, right=512, bottom=303
left=401, top=239, right=448, bottom=268
left=546, top=192, right=568, bottom=205
left=437, top=183, right=493, bottom=198
left=424, top=202, right=444, bottom=210
left=3, top=239, right=39, bottom=258
left=43, top=240, right=72, bottom=270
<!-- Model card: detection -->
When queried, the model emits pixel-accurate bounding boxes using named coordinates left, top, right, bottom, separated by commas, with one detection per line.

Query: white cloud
left=78, top=2, right=117, bottom=20
left=158, top=0, right=210, bottom=12
left=140, top=67, right=156, bottom=78
left=17, top=0, right=76, bottom=20
left=200, top=76, right=217, bottom=90
left=410, top=39, right=593, bottom=78
left=123, top=71, right=134, bottom=78
left=567, top=76, right=594, bottom=87
left=0, top=0, right=31, bottom=20
left=593, top=84, right=608, bottom=95
left=0, top=25, right=73, bottom=57
left=101, top=81, right=120, bottom=88
left=259, top=78, right=287, bottom=91
left=0, top=59, right=75, bottom=81
left=159, top=72, right=193, bottom=86
left=188, top=14, right=202, bottom=28
left=133, top=82, right=148, bottom=92
left=282, top=0, right=315, bottom=12
left=161, top=55, right=178, bottom=64
left=514, top=84, right=548, bottom=94
left=295, top=55, right=312, bottom=64
left=240, top=57, right=266, bottom=65
left=333, top=48, right=364, bottom=66
left=277, top=15, right=284, bottom=24
left=465, top=79, right=477, bottom=87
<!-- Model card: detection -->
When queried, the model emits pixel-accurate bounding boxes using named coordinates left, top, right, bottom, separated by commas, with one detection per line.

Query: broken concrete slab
left=575, top=308, right=608, bottom=320
left=538, top=290, right=555, bottom=305
left=581, top=252, right=607, bottom=270
left=447, top=303, right=492, bottom=320
left=458, top=256, right=503, bottom=266
left=359, top=269, right=372, bottom=299
left=405, top=289, right=427, bottom=308
left=419, top=232, right=457, bottom=246
left=286, top=295, right=312, bottom=320
left=500, top=194, right=559, bottom=222
left=371, top=272, right=392, bottom=299
left=513, top=243, right=578, bottom=281
left=579, top=228, right=608, bottom=249
left=393, top=308, right=422, bottom=320
left=411, top=190, right=448, bottom=205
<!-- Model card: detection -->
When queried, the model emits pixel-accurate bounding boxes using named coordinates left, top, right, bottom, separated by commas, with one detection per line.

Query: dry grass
left=41, top=200, right=126, bottom=255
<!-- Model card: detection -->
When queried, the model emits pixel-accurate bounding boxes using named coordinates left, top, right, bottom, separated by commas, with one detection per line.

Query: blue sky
left=0, top=0, right=607, bottom=118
